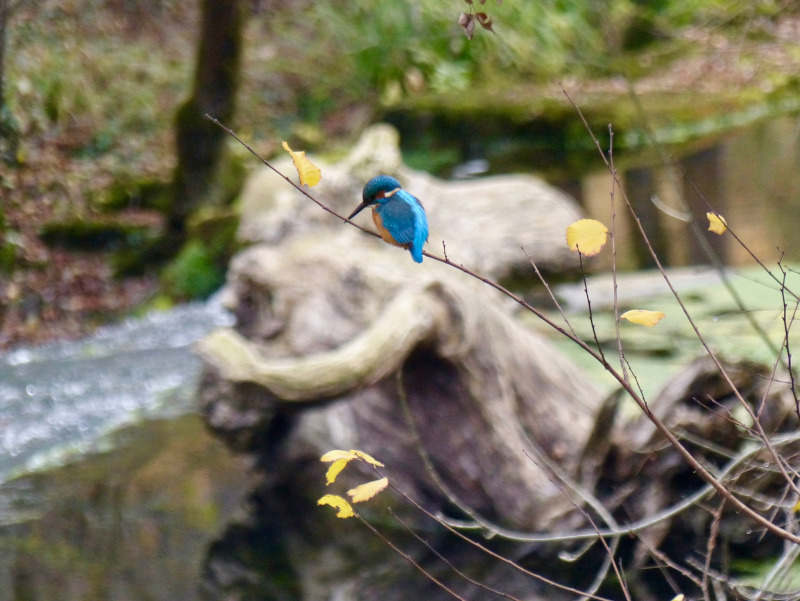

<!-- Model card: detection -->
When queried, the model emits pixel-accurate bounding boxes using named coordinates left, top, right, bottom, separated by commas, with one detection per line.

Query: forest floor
left=0, top=2, right=192, bottom=349
left=1, top=168, right=161, bottom=349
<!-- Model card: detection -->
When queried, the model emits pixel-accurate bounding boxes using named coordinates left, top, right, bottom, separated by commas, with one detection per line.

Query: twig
left=622, top=83, right=800, bottom=508
left=646, top=543, right=704, bottom=591
left=520, top=444, right=627, bottom=601
left=578, top=249, right=607, bottom=363
left=377, top=474, right=616, bottom=601
left=522, top=246, right=578, bottom=339
left=607, top=124, right=629, bottom=384
left=623, top=355, right=647, bottom=406
left=624, top=80, right=797, bottom=364
left=389, top=508, right=524, bottom=601
left=355, top=514, right=471, bottom=601
left=777, top=255, right=800, bottom=419
left=702, top=499, right=725, bottom=601
left=204, top=114, right=377, bottom=237
left=689, top=179, right=800, bottom=304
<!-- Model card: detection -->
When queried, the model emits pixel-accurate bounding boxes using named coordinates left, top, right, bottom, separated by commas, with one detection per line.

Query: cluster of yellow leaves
left=566, top=212, right=728, bottom=255
left=282, top=141, right=321, bottom=187
left=564, top=212, right=730, bottom=326
left=322, top=449, right=384, bottom=484
left=317, top=450, right=389, bottom=519
left=564, top=212, right=730, bottom=327
left=566, top=219, right=667, bottom=327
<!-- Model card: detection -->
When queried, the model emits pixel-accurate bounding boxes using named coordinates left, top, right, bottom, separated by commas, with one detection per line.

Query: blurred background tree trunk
left=0, top=0, right=21, bottom=166
left=170, top=0, right=243, bottom=237
left=0, top=0, right=7, bottom=106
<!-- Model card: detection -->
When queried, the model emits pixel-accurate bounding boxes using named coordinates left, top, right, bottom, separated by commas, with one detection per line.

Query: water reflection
left=581, top=115, right=800, bottom=270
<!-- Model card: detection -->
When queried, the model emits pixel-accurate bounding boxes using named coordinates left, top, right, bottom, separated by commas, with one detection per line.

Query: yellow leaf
left=621, top=309, right=666, bottom=327
left=670, top=595, right=685, bottom=601
left=351, top=450, right=385, bottom=467
left=793, top=498, right=800, bottom=513
left=320, top=450, right=358, bottom=463
left=282, top=141, right=321, bottom=187
left=347, top=477, right=389, bottom=503
left=325, top=458, right=351, bottom=485
left=706, top=212, right=727, bottom=234
left=566, top=219, right=609, bottom=256
left=317, top=494, right=355, bottom=518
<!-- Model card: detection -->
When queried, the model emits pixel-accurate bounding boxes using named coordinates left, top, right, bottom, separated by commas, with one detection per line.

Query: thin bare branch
left=380, top=476, right=616, bottom=601
left=702, top=500, right=725, bottom=601
left=607, top=123, right=628, bottom=384
left=777, top=256, right=800, bottom=419
left=355, top=514, right=472, bottom=601
left=520, top=444, right=627, bottom=601
left=522, top=247, right=578, bottom=338
left=578, top=250, right=607, bottom=363
left=389, top=508, right=525, bottom=601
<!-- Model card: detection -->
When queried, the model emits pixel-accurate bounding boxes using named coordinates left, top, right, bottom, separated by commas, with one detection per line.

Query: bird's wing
left=377, top=193, right=420, bottom=246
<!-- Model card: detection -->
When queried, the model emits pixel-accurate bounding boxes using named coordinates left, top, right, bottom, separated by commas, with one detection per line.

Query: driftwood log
left=198, top=241, right=602, bottom=523
left=196, top=126, right=799, bottom=601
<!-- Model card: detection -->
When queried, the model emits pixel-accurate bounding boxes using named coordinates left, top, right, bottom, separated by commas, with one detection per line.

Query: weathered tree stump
left=198, top=242, right=602, bottom=523
left=196, top=125, right=608, bottom=600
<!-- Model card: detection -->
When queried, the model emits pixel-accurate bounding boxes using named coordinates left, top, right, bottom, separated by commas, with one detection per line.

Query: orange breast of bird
left=372, top=208, right=407, bottom=248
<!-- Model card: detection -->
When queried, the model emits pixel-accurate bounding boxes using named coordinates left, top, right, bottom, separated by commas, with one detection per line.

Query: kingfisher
left=347, top=175, right=429, bottom=263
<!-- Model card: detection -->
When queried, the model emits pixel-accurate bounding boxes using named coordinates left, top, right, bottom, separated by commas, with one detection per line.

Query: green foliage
left=39, top=217, right=162, bottom=252
left=260, top=0, right=611, bottom=111
left=276, top=1, right=729, bottom=89
left=7, top=13, right=191, bottom=153
left=160, top=240, right=225, bottom=301
left=0, top=208, right=18, bottom=275
left=160, top=208, right=239, bottom=301
left=243, top=0, right=785, bottom=145
left=92, top=179, right=173, bottom=214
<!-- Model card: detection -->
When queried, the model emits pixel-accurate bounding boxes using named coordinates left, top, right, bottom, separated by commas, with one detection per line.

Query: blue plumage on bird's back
left=347, top=175, right=429, bottom=263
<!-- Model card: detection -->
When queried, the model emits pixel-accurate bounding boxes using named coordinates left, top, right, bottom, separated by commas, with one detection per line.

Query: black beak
left=347, top=201, right=369, bottom=220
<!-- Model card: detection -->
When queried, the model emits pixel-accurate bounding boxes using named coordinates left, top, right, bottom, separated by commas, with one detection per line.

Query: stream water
left=0, top=295, right=233, bottom=485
